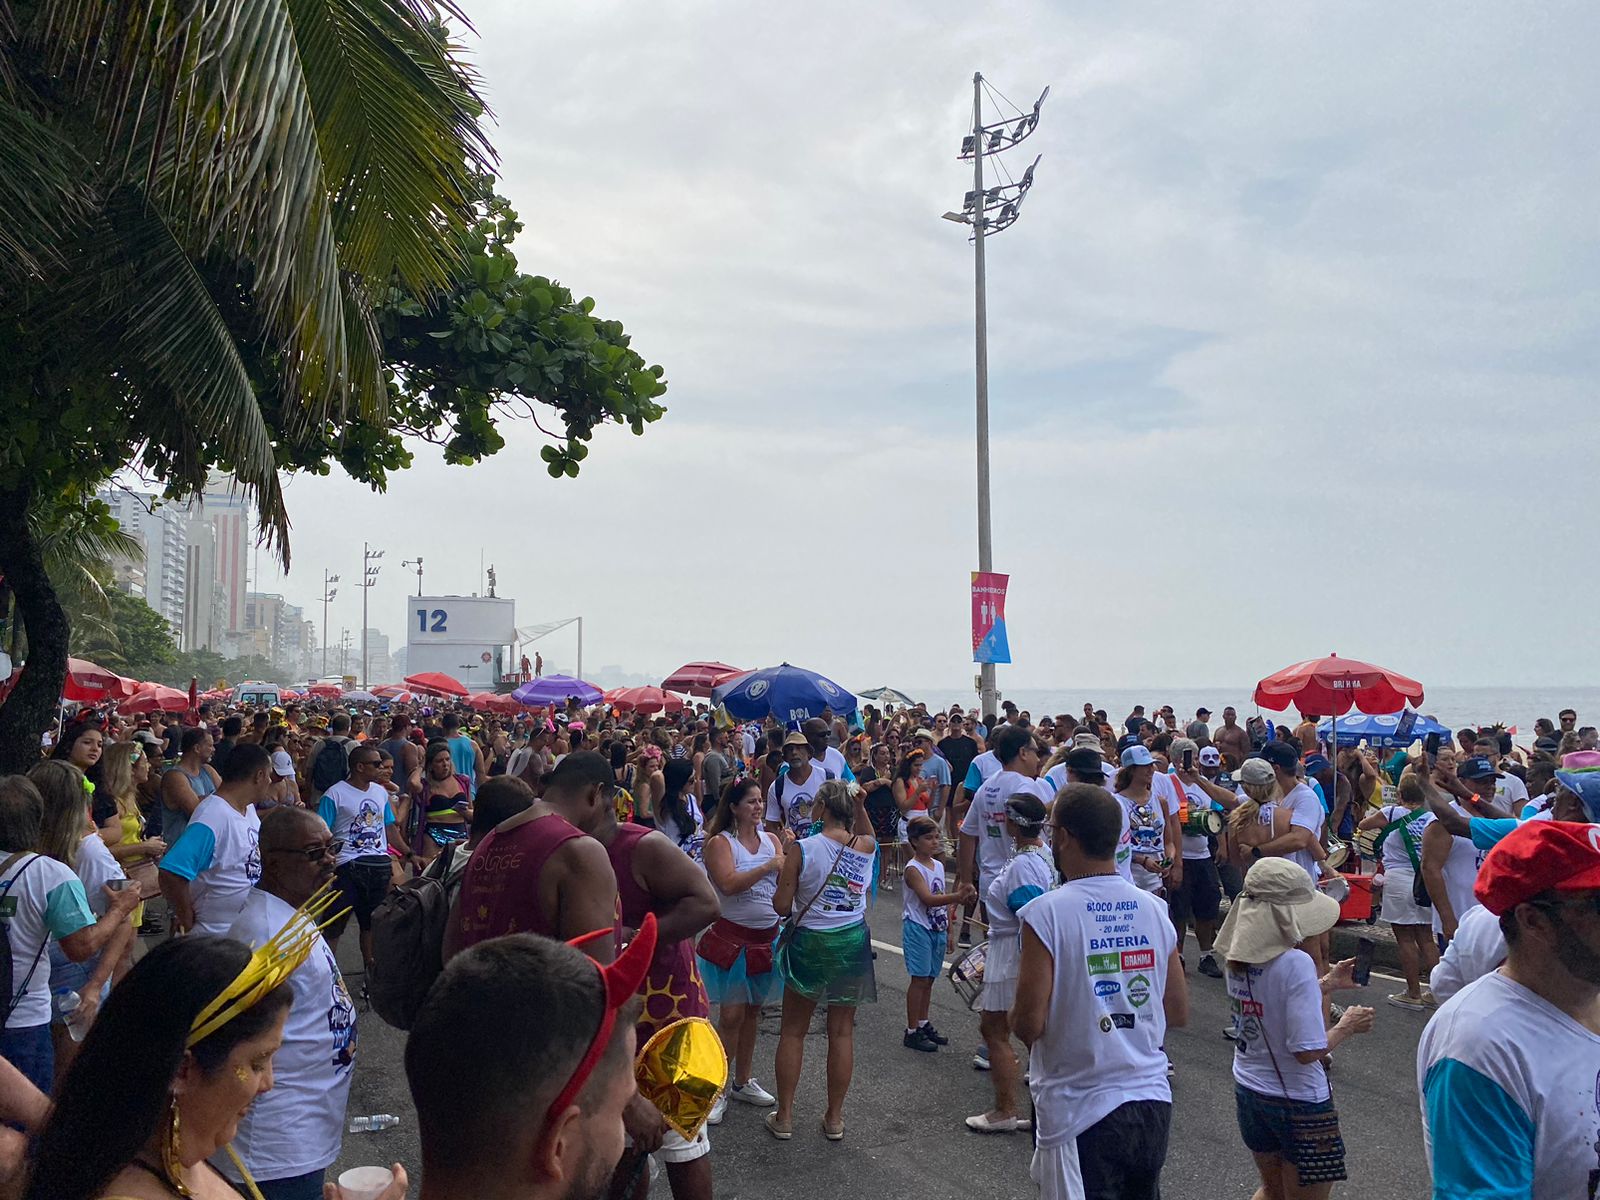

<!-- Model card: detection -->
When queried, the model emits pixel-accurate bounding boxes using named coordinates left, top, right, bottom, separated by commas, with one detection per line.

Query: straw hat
left=1210, top=858, right=1341, bottom=965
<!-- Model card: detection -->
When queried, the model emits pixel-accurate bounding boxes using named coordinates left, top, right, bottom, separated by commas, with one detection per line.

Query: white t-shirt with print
left=220, top=889, right=356, bottom=1181
left=320, top=781, right=393, bottom=865
left=160, top=794, right=262, bottom=938
left=1019, top=874, right=1176, bottom=1148
left=0, top=853, right=94, bottom=1028
left=1227, top=949, right=1330, bottom=1102
left=960, top=769, right=1050, bottom=882
left=1279, top=783, right=1325, bottom=877
left=1176, top=779, right=1216, bottom=861
left=1117, top=791, right=1167, bottom=893
left=766, top=766, right=825, bottom=835
left=1493, top=771, right=1529, bottom=813
left=1374, top=805, right=1434, bottom=874
left=1418, top=970, right=1600, bottom=1200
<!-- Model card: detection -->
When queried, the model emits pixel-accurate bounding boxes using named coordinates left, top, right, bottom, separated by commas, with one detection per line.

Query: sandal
left=764, top=1112, right=792, bottom=1141
left=822, top=1118, right=845, bottom=1141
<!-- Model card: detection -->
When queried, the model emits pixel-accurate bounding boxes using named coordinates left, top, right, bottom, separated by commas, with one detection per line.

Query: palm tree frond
left=285, top=0, right=492, bottom=294
left=0, top=100, right=87, bottom=282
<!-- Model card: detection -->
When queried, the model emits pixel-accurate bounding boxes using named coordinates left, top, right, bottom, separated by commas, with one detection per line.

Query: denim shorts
left=902, top=919, right=943, bottom=979
left=1235, top=1084, right=1347, bottom=1185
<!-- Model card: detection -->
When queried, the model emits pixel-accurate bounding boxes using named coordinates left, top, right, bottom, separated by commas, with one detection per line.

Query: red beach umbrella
left=1254, top=653, right=1424, bottom=717
left=661, top=662, right=745, bottom=698
left=404, top=671, right=470, bottom=699
left=608, top=686, right=685, bottom=715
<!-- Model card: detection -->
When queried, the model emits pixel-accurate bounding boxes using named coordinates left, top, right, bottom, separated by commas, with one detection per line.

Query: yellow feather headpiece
left=186, top=880, right=349, bottom=1048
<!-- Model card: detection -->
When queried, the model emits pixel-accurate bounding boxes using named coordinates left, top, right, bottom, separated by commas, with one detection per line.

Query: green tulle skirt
left=777, top=921, right=877, bottom=1005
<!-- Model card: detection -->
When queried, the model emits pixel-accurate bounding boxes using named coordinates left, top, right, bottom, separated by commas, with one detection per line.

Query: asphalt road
left=330, top=886, right=1435, bottom=1198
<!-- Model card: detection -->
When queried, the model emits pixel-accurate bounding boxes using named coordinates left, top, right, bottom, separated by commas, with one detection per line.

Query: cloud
left=255, top=0, right=1600, bottom=692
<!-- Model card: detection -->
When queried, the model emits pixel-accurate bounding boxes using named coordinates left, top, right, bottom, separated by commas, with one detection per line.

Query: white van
left=233, top=681, right=282, bottom=708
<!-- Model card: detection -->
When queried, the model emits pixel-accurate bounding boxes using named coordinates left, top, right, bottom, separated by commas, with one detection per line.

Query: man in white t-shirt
left=319, top=745, right=401, bottom=979
left=958, top=727, right=1048, bottom=903
left=1472, top=734, right=1530, bottom=814
left=222, top=808, right=357, bottom=1198
left=1013, top=782, right=1187, bottom=1200
left=159, top=742, right=270, bottom=937
left=765, top=733, right=824, bottom=836
left=801, top=719, right=855, bottom=783
left=1418, top=820, right=1600, bottom=1200
left=1250, top=741, right=1324, bottom=877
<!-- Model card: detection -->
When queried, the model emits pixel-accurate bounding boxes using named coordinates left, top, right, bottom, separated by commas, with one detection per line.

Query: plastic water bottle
left=347, top=1114, right=401, bottom=1133
left=52, top=989, right=89, bottom=1042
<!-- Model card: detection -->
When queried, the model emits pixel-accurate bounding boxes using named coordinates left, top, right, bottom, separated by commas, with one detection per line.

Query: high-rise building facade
left=98, top=490, right=188, bottom=638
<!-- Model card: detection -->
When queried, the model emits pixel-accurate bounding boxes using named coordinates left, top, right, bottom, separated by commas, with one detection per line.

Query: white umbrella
left=858, top=686, right=916, bottom=706
left=341, top=689, right=379, bottom=704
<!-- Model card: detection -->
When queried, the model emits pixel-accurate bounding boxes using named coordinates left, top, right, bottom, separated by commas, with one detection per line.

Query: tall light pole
left=320, top=571, right=339, bottom=677
left=944, top=73, right=1047, bottom=718
left=401, top=557, right=424, bottom=596
left=360, top=544, right=383, bottom=688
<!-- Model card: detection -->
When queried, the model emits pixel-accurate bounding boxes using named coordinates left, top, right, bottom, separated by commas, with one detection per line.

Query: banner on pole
left=971, top=572, right=1011, bottom=664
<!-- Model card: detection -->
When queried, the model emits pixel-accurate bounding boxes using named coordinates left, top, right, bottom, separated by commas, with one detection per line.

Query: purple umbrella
left=511, top=675, right=603, bottom=706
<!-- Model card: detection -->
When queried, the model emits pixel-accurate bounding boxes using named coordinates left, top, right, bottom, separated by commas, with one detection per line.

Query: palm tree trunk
left=0, top=482, right=67, bottom=774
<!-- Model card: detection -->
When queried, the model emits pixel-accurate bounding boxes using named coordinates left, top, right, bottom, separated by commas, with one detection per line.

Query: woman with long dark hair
left=52, top=720, right=105, bottom=786
left=655, top=758, right=703, bottom=862
left=26, top=935, right=309, bottom=1200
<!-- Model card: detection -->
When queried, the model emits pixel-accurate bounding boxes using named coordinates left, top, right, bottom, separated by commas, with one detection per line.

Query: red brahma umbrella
left=404, top=672, right=469, bottom=698
left=661, top=662, right=745, bottom=697
left=123, top=682, right=191, bottom=714
left=1254, top=653, right=1424, bottom=716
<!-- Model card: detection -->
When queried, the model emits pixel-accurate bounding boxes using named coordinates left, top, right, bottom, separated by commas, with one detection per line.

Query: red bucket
left=1337, top=873, right=1374, bottom=922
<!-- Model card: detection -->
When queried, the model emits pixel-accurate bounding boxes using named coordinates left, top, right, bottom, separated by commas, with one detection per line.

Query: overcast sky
left=255, top=1, right=1600, bottom=691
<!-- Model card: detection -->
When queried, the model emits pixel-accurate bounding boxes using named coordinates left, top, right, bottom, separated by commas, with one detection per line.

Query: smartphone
left=1423, top=732, right=1440, bottom=769
left=1353, top=935, right=1376, bottom=986
left=1182, top=748, right=1194, bottom=771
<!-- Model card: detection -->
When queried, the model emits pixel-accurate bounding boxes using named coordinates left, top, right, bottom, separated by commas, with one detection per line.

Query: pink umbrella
left=123, top=682, right=191, bottom=714
left=608, top=686, right=685, bottom=715
left=1254, top=653, right=1424, bottom=716
left=468, top=691, right=519, bottom=714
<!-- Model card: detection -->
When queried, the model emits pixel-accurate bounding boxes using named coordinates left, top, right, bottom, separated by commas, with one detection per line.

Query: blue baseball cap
left=1457, top=756, right=1502, bottom=782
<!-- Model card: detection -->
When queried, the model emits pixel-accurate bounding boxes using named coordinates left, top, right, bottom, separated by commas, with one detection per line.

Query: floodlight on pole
left=944, top=73, right=1047, bottom=718
left=321, top=571, right=340, bottom=676
left=360, top=543, right=382, bottom=688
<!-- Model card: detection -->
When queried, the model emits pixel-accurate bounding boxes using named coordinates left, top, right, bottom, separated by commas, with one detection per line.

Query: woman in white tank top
left=768, top=780, right=876, bottom=1142
left=697, top=779, right=786, bottom=1111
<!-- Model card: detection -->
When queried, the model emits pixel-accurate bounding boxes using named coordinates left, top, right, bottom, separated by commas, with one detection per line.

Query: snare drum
left=1324, top=842, right=1351, bottom=872
left=1181, top=809, right=1223, bottom=837
left=948, top=941, right=988, bottom=1011
left=1317, top=873, right=1351, bottom=904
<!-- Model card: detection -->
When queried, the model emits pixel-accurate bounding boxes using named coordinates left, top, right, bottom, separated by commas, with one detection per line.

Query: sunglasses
left=269, top=840, right=344, bottom=861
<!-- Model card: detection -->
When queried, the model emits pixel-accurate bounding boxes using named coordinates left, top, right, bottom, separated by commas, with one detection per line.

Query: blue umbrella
left=511, top=674, right=602, bottom=706
left=1316, top=710, right=1448, bottom=748
left=712, top=663, right=857, bottom=726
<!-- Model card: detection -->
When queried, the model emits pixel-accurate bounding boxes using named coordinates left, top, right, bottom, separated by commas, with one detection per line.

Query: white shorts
left=1381, top=868, right=1430, bottom=926
left=657, top=1124, right=711, bottom=1164
left=981, top=934, right=1018, bottom=1012
left=1030, top=1140, right=1086, bottom=1200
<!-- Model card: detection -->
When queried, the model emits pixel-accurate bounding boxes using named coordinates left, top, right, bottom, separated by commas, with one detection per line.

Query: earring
left=162, top=1094, right=193, bottom=1197
left=234, top=1065, right=250, bottom=1084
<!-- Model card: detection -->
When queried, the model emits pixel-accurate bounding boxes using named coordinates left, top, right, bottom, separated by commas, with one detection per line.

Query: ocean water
left=902, top=686, right=1600, bottom=739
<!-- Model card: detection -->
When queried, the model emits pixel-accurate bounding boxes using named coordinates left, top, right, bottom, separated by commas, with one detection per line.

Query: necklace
left=1062, top=868, right=1117, bottom=882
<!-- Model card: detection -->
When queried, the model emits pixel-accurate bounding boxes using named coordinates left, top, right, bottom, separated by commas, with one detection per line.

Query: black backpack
left=0, top=853, right=46, bottom=1029
left=368, top=844, right=461, bottom=1029
left=311, top=737, right=351, bottom=793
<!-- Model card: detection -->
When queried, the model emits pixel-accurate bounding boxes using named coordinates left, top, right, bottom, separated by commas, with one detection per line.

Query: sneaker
left=921, top=1023, right=950, bottom=1046
left=1419, top=989, right=1438, bottom=1008
left=1386, top=992, right=1428, bottom=1012
left=903, top=1028, right=938, bottom=1053
left=1221, top=1024, right=1239, bottom=1041
left=1166, top=1057, right=1176, bottom=1078
left=1197, top=952, right=1223, bottom=978
left=707, top=1093, right=728, bottom=1125
left=972, top=1045, right=991, bottom=1070
left=730, top=1078, right=776, bottom=1107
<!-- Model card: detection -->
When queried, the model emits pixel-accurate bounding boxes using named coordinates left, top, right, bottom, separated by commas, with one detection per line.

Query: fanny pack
left=697, top=917, right=779, bottom=976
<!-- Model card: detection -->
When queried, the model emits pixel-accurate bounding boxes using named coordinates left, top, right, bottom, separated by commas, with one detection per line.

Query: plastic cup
left=337, top=1166, right=394, bottom=1200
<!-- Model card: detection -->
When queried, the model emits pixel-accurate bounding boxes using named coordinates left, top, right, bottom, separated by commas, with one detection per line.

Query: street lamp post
left=360, top=544, right=383, bottom=688
left=945, top=72, right=1047, bottom=718
left=401, top=558, right=424, bottom=596
left=320, top=571, right=339, bottom=677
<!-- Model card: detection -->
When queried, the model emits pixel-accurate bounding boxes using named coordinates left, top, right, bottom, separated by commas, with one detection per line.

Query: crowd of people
left=0, top=689, right=1594, bottom=1200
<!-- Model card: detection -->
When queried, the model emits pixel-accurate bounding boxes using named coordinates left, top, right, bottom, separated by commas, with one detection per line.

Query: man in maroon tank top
left=444, top=764, right=618, bottom=959
left=542, top=751, right=721, bottom=1200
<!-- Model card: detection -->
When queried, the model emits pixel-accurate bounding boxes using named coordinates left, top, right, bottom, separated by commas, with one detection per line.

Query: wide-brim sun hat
left=1210, top=857, right=1341, bottom=965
